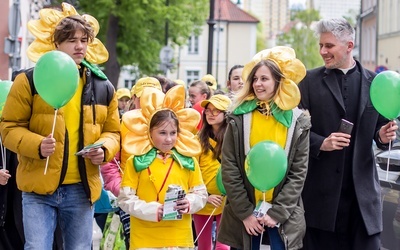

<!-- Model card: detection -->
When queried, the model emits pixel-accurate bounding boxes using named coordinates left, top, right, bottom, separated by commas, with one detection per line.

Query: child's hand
left=207, top=194, right=223, bottom=208
left=175, top=198, right=190, bottom=214
left=257, top=213, right=278, bottom=228
left=157, top=204, right=164, bottom=221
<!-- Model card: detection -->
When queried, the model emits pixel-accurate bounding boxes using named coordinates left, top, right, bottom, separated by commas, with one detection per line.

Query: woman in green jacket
left=218, top=46, right=311, bottom=250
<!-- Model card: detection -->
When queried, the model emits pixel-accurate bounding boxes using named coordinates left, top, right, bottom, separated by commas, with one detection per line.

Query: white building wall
left=168, top=20, right=257, bottom=91
left=313, top=0, right=361, bottom=19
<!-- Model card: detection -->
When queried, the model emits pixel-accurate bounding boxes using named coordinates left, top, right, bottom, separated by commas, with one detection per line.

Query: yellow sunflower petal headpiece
left=27, top=2, right=108, bottom=64
left=242, top=46, right=306, bottom=110
left=122, top=85, right=201, bottom=160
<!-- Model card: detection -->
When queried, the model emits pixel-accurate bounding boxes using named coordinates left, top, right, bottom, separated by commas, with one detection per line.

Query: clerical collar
left=337, top=60, right=356, bottom=75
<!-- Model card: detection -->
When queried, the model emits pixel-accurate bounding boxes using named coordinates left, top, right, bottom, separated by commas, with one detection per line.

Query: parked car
left=376, top=146, right=400, bottom=250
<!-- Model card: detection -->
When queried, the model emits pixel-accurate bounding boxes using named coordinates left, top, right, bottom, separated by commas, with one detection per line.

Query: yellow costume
left=118, top=85, right=207, bottom=249
left=196, top=138, right=225, bottom=216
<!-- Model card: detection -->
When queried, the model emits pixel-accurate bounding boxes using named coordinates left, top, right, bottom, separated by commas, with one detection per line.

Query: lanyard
left=147, top=159, right=175, bottom=202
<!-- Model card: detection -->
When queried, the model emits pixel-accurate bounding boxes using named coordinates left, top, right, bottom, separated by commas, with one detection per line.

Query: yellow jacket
left=0, top=68, right=120, bottom=203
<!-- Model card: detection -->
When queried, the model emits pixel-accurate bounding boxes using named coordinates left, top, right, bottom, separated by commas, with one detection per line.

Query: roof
left=214, top=0, right=259, bottom=23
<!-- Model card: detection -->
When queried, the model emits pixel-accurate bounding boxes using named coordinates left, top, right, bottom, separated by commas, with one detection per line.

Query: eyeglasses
left=204, top=108, right=222, bottom=116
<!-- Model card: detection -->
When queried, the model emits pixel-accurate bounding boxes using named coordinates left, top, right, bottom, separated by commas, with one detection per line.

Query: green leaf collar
left=233, top=99, right=293, bottom=128
left=82, top=60, right=108, bottom=80
left=133, top=148, right=195, bottom=172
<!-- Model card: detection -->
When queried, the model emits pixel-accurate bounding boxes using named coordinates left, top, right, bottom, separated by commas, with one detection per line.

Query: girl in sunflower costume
left=118, top=85, right=208, bottom=249
left=217, top=46, right=311, bottom=250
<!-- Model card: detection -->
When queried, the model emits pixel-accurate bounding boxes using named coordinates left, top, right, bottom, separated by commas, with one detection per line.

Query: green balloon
left=33, top=51, right=79, bottom=109
left=370, top=70, right=400, bottom=120
left=245, top=140, right=287, bottom=192
left=0, top=80, right=13, bottom=116
left=216, top=167, right=226, bottom=196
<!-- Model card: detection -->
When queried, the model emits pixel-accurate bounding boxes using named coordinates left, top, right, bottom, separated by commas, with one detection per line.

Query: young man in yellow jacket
left=0, top=3, right=120, bottom=249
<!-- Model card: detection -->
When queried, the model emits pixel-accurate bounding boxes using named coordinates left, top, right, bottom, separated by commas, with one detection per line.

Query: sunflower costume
left=118, top=85, right=207, bottom=249
left=234, top=46, right=306, bottom=128
left=27, top=2, right=108, bottom=65
left=27, top=2, right=109, bottom=79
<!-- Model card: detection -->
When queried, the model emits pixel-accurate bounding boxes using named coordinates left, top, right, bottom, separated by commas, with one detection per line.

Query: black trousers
left=303, top=197, right=380, bottom=250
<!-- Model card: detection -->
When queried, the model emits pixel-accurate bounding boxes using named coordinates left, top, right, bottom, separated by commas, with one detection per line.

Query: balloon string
left=385, top=134, right=392, bottom=182
left=114, top=157, right=124, bottom=175
left=194, top=207, right=216, bottom=244
left=44, top=109, right=58, bottom=175
left=0, top=138, right=5, bottom=170
left=384, top=122, right=393, bottom=181
left=259, top=192, right=266, bottom=250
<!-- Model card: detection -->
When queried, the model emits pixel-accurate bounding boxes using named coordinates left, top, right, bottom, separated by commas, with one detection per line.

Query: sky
left=289, top=0, right=306, bottom=7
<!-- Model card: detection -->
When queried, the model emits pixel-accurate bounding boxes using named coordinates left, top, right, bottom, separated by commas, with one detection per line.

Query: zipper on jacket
left=86, top=69, right=96, bottom=125
left=78, top=67, right=92, bottom=203
left=280, top=226, right=289, bottom=250
left=58, top=129, right=69, bottom=185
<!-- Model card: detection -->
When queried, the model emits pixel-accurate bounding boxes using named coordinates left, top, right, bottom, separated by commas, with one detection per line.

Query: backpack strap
left=12, top=68, right=36, bottom=96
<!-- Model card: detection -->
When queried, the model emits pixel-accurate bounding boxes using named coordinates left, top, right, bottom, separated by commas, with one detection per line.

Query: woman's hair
left=164, top=81, right=178, bottom=93
left=314, top=18, right=355, bottom=43
left=150, top=109, right=180, bottom=133
left=231, top=60, right=283, bottom=111
left=198, top=104, right=228, bottom=159
left=227, top=64, right=244, bottom=81
left=53, top=15, right=94, bottom=45
left=189, top=80, right=212, bottom=99
left=152, top=75, right=174, bottom=93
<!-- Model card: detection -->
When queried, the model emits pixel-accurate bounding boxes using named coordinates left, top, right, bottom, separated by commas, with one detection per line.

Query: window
left=188, top=35, right=199, bottom=54
left=124, top=79, right=134, bottom=89
left=186, top=70, right=200, bottom=85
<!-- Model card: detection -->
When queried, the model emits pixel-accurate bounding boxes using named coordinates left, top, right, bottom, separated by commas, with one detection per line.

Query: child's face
left=118, top=97, right=131, bottom=112
left=204, top=103, right=225, bottom=128
left=150, top=120, right=178, bottom=153
left=188, top=86, right=207, bottom=106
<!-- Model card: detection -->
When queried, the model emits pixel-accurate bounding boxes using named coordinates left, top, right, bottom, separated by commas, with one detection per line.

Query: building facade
left=312, top=0, right=361, bottom=20
left=376, top=0, right=400, bottom=72
left=241, top=0, right=290, bottom=48
left=359, top=0, right=377, bottom=72
left=167, top=0, right=259, bottom=90
left=359, top=0, right=400, bottom=73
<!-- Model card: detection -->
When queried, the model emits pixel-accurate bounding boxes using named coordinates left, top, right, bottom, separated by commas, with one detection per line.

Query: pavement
left=92, top=218, right=271, bottom=250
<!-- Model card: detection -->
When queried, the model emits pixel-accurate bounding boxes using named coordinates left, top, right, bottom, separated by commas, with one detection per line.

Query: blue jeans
left=250, top=227, right=285, bottom=250
left=22, top=183, right=94, bottom=250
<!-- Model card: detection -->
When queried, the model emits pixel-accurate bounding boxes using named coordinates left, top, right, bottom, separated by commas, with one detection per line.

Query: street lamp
left=206, top=0, right=215, bottom=74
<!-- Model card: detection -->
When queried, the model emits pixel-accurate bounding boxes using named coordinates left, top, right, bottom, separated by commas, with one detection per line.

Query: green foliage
left=256, top=22, right=266, bottom=52
left=342, top=9, right=359, bottom=27
left=277, top=9, right=323, bottom=70
left=78, top=0, right=208, bottom=76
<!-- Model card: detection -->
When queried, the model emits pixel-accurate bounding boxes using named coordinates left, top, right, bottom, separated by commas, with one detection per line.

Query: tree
left=343, top=9, right=359, bottom=27
left=277, top=9, right=323, bottom=70
left=256, top=22, right=266, bottom=52
left=74, top=0, right=208, bottom=87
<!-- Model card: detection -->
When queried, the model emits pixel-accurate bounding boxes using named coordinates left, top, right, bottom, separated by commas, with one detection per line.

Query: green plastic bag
left=100, top=213, right=126, bottom=250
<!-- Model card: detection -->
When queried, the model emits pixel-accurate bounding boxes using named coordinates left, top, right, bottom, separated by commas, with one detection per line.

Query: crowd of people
left=0, top=2, right=398, bottom=250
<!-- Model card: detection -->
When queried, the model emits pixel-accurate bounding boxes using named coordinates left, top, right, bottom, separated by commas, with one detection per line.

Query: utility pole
left=159, top=0, right=173, bottom=76
left=165, top=0, right=169, bottom=46
left=206, top=0, right=215, bottom=74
